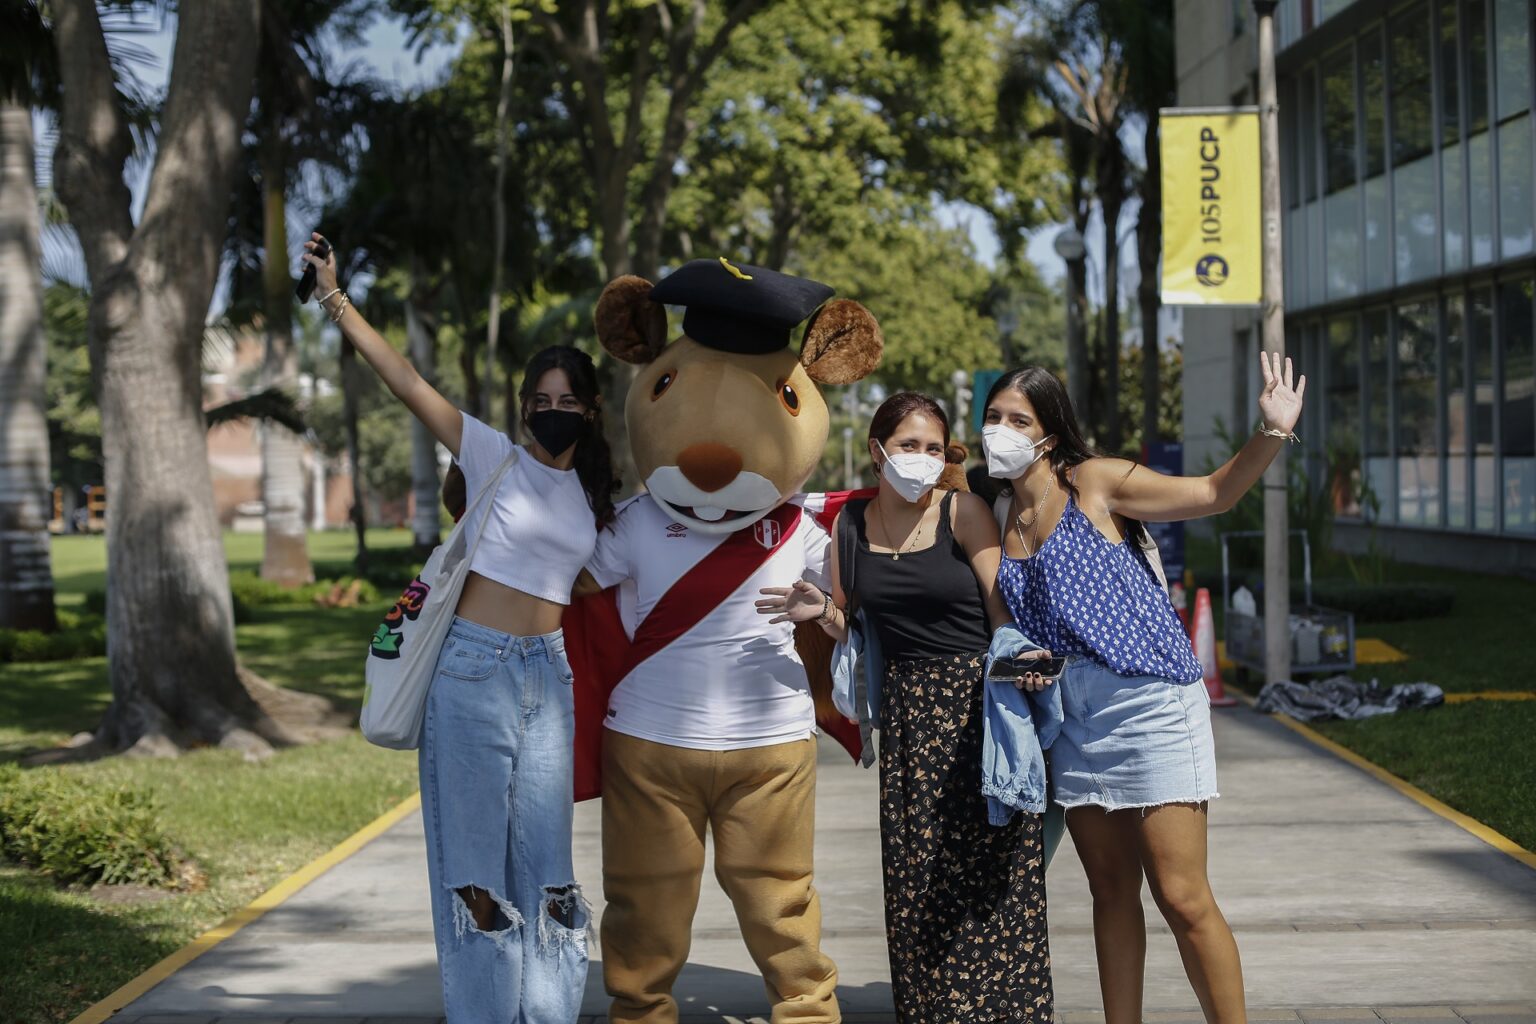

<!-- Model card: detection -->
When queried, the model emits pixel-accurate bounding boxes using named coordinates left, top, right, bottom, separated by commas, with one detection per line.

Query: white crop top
left=456, top=412, right=598, bottom=605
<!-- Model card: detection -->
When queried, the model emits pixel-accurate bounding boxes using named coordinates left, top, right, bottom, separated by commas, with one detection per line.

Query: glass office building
left=1179, top=0, right=1535, bottom=568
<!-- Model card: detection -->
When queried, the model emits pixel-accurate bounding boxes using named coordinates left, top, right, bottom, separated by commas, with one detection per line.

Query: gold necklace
left=874, top=493, right=925, bottom=561
left=1012, top=472, right=1053, bottom=558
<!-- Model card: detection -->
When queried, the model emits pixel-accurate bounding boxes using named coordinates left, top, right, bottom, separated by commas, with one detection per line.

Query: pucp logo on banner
left=1159, top=107, right=1261, bottom=307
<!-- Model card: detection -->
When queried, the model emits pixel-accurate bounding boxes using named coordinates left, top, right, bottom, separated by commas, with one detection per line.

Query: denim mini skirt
left=1050, top=656, right=1219, bottom=811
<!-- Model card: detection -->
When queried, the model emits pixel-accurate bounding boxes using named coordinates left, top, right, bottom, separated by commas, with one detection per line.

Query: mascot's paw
left=800, top=299, right=882, bottom=385
left=595, top=275, right=668, bottom=364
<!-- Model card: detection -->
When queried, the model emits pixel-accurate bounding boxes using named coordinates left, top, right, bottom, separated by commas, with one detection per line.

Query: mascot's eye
left=651, top=371, right=675, bottom=400
left=778, top=380, right=801, bottom=416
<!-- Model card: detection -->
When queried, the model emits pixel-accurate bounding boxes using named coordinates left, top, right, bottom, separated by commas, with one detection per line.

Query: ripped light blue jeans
left=419, top=616, right=589, bottom=1023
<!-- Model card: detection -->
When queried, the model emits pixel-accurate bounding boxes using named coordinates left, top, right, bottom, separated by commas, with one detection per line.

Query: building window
left=1441, top=0, right=1468, bottom=272
left=1324, top=45, right=1363, bottom=298
left=1300, top=67, right=1320, bottom=205
left=1395, top=300, right=1441, bottom=525
left=1493, top=0, right=1534, bottom=259
left=1445, top=294, right=1470, bottom=528
left=1365, top=310, right=1394, bottom=521
left=1472, top=288, right=1498, bottom=529
left=1500, top=279, right=1536, bottom=533
left=1392, top=5, right=1440, bottom=283
left=1499, top=116, right=1535, bottom=256
left=1363, top=29, right=1393, bottom=292
left=1494, top=0, right=1532, bottom=121
left=1327, top=316, right=1363, bottom=517
left=1467, top=0, right=1496, bottom=264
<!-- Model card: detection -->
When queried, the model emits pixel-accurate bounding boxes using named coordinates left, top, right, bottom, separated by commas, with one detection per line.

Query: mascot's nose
left=676, top=443, right=743, bottom=493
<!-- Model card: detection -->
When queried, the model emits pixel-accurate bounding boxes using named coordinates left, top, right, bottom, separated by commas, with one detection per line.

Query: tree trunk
left=1137, top=108, right=1163, bottom=445
left=483, top=3, right=516, bottom=427
left=340, top=335, right=369, bottom=576
left=1067, top=251, right=1090, bottom=419
left=50, top=0, right=336, bottom=760
left=258, top=138, right=313, bottom=587
left=404, top=292, right=441, bottom=554
left=0, top=103, right=57, bottom=632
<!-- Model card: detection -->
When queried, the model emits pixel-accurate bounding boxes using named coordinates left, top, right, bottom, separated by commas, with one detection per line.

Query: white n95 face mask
left=984, top=424, right=1052, bottom=479
left=878, top=442, right=944, bottom=502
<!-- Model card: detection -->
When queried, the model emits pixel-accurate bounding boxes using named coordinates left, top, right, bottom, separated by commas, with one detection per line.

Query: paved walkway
left=106, top=706, right=1536, bottom=1022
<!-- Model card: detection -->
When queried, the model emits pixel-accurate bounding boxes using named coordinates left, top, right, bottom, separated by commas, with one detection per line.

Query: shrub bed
left=0, top=764, right=199, bottom=889
left=0, top=610, right=106, bottom=663
left=227, top=571, right=380, bottom=611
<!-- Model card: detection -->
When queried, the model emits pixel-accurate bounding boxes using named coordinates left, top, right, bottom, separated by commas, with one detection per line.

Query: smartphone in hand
left=295, top=234, right=332, bottom=303
left=988, top=654, right=1067, bottom=681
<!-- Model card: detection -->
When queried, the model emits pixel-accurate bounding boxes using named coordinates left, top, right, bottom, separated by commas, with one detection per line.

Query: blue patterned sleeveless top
left=997, top=495, right=1202, bottom=683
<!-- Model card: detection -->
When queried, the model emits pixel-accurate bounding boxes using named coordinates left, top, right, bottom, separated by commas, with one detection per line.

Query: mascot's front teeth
left=694, top=505, right=728, bottom=522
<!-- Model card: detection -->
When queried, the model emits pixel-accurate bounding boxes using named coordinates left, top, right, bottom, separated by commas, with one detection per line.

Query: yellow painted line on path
left=1230, top=691, right=1536, bottom=873
left=66, top=790, right=423, bottom=1024
left=1444, top=690, right=1536, bottom=702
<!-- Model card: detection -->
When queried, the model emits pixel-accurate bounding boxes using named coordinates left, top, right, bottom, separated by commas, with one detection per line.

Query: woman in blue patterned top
left=985, top=356, right=1305, bottom=1024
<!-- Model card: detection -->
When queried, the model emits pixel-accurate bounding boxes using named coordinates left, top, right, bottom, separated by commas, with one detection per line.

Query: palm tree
left=239, top=0, right=376, bottom=587
left=1000, top=16, right=1097, bottom=422
left=0, top=1, right=57, bottom=631
left=51, top=0, right=336, bottom=758
left=1102, top=0, right=1176, bottom=446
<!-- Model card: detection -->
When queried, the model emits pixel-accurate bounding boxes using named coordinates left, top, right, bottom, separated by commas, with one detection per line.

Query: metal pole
left=1255, top=0, right=1291, bottom=685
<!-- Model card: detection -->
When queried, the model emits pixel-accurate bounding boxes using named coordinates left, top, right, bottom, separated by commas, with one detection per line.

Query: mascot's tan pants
left=601, top=730, right=841, bottom=1024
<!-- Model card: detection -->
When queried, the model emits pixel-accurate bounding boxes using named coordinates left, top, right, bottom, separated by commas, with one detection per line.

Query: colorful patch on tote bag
left=370, top=577, right=431, bottom=660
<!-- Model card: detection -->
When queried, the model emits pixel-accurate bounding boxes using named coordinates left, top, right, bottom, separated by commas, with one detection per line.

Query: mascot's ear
left=595, top=275, right=668, bottom=365
left=800, top=299, right=883, bottom=385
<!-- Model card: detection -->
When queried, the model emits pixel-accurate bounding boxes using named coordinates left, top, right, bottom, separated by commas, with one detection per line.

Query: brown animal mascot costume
left=562, top=257, right=882, bottom=1024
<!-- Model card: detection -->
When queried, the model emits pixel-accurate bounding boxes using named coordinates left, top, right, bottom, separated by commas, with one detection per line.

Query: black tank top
left=850, top=490, right=992, bottom=661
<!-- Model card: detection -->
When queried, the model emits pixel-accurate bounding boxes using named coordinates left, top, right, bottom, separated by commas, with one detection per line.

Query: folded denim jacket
left=982, top=622, right=1065, bottom=824
left=830, top=608, right=881, bottom=768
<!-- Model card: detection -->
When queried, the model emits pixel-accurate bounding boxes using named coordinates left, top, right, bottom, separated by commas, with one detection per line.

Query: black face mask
left=527, top=409, right=587, bottom=458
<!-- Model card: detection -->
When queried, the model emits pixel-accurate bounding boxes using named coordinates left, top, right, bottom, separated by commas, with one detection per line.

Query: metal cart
left=1220, top=530, right=1356, bottom=676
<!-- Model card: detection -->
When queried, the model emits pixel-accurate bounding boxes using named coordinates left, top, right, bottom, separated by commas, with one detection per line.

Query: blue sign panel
left=971, top=369, right=1004, bottom=434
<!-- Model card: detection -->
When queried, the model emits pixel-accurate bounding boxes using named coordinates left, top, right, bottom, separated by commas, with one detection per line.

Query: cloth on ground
left=1255, top=675, right=1444, bottom=721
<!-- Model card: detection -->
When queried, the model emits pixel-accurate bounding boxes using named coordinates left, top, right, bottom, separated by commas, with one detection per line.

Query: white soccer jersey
left=585, top=494, right=833, bottom=751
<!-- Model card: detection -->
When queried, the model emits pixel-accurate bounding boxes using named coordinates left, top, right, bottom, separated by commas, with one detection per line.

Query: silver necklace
left=1012, top=472, right=1054, bottom=558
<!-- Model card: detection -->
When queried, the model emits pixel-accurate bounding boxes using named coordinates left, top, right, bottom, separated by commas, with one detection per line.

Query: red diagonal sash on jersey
left=564, top=502, right=807, bottom=801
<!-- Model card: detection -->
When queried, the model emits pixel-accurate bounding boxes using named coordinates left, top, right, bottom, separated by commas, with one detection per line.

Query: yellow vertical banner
left=1160, top=108, right=1262, bottom=306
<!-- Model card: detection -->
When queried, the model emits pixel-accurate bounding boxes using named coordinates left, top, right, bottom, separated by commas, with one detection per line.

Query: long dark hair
left=519, top=345, right=621, bottom=528
left=868, top=391, right=968, bottom=469
left=983, top=366, right=1145, bottom=541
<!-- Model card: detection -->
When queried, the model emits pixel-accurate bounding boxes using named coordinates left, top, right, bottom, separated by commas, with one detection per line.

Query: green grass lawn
left=1, top=530, right=422, bottom=1024
left=1188, top=536, right=1536, bottom=852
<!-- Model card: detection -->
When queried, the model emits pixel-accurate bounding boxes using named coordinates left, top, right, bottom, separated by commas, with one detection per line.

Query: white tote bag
left=360, top=449, right=518, bottom=749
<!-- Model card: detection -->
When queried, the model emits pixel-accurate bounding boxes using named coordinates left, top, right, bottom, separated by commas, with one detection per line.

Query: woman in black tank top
left=763, top=392, right=1055, bottom=1022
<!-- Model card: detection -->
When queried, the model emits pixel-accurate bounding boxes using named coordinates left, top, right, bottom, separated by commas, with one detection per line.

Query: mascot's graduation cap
left=650, top=257, right=835, bottom=356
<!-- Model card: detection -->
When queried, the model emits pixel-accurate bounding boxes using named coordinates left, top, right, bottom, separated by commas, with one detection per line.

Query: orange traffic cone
left=1192, top=587, right=1238, bottom=707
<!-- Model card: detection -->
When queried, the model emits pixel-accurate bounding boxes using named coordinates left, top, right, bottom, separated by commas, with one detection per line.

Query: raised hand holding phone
left=295, top=232, right=333, bottom=302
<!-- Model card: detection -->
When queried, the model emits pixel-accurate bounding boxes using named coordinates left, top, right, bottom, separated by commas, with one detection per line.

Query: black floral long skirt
left=879, top=651, right=1054, bottom=1023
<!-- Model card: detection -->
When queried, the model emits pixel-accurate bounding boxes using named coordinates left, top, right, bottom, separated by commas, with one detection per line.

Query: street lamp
left=1254, top=0, right=1291, bottom=687
left=1053, top=225, right=1088, bottom=415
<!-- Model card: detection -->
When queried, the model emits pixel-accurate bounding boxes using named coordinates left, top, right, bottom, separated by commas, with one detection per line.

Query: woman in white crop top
left=302, top=236, right=609, bottom=1022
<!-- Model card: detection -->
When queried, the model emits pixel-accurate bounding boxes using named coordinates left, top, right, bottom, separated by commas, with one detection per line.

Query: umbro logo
left=666, top=522, right=688, bottom=538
